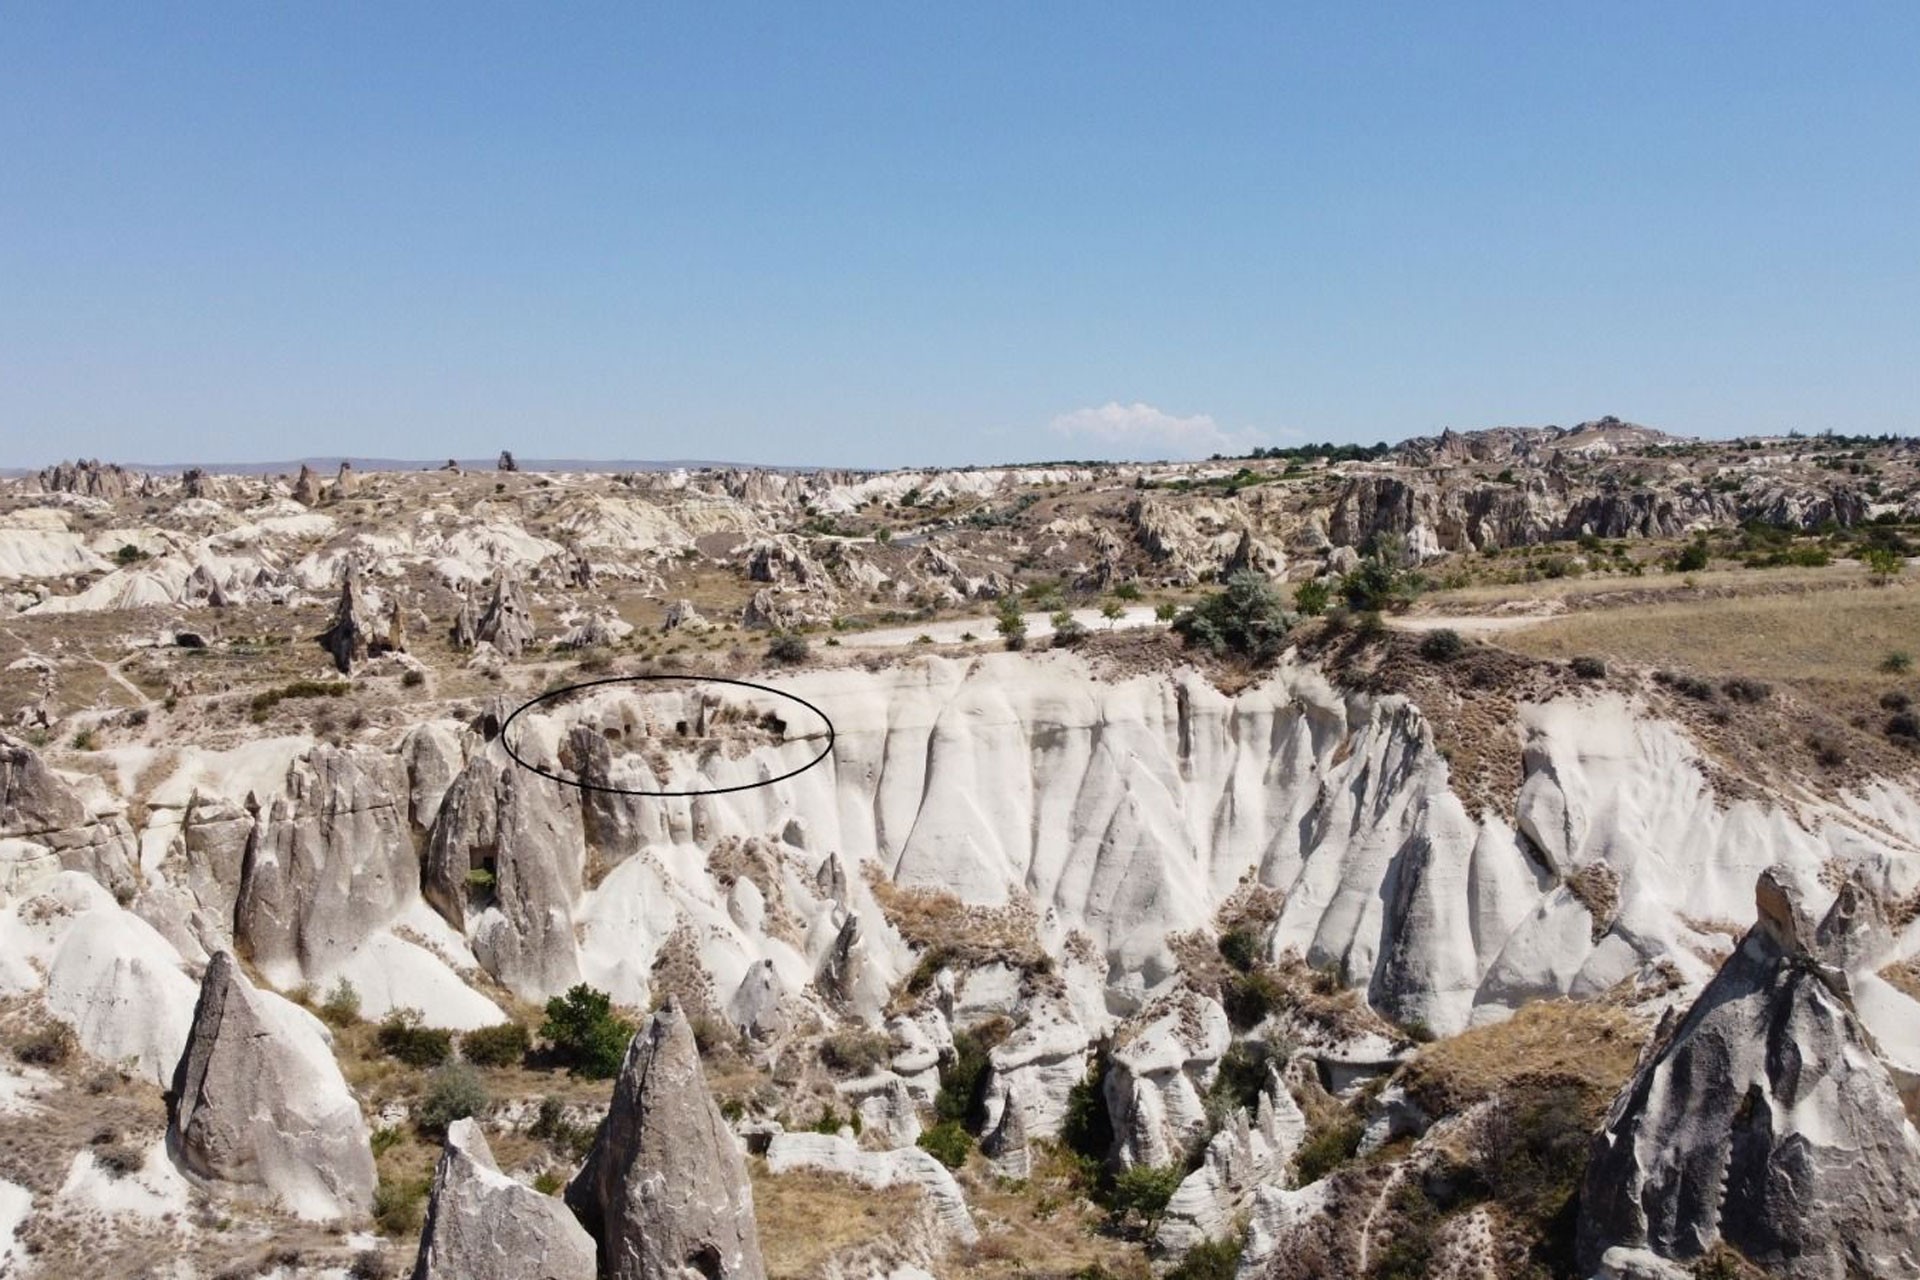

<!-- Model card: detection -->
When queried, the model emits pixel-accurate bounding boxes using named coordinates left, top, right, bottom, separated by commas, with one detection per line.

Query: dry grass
left=1501, top=579, right=1920, bottom=688
left=950, top=1145, right=1149, bottom=1280
left=751, top=1163, right=933, bottom=1280
left=1881, top=958, right=1920, bottom=1003
left=1395, top=999, right=1645, bottom=1118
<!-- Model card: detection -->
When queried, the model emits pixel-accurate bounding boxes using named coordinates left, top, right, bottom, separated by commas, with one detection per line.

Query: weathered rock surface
left=235, top=745, right=417, bottom=985
left=476, top=573, right=536, bottom=657
left=165, top=951, right=376, bottom=1220
left=1157, top=1065, right=1308, bottom=1254
left=318, top=559, right=374, bottom=671
left=412, top=1117, right=596, bottom=1280
left=763, top=1132, right=978, bottom=1245
left=566, top=1000, right=767, bottom=1280
left=1577, top=867, right=1920, bottom=1279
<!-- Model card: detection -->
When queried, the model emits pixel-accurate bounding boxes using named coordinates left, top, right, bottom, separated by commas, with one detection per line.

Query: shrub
left=1863, top=547, right=1906, bottom=583
left=1888, top=711, right=1920, bottom=742
left=532, top=1171, right=563, bottom=1195
left=1207, top=1039, right=1273, bottom=1121
left=400, top=668, right=426, bottom=688
left=1222, top=969, right=1286, bottom=1030
left=531, top=1096, right=597, bottom=1158
left=1061, top=1049, right=1115, bottom=1167
left=16, top=1022, right=78, bottom=1067
left=1294, top=1115, right=1363, bottom=1185
left=417, top=1062, right=489, bottom=1136
left=373, top=1175, right=431, bottom=1235
left=1881, top=651, right=1914, bottom=673
left=1721, top=677, right=1771, bottom=704
left=540, top=984, right=635, bottom=1079
left=1154, top=601, right=1179, bottom=622
left=1165, top=1237, right=1244, bottom=1280
left=1293, top=579, right=1331, bottom=617
left=347, top=1250, right=393, bottom=1280
left=820, top=1029, right=893, bottom=1076
left=935, top=1021, right=1008, bottom=1126
left=917, top=1120, right=972, bottom=1169
left=1173, top=571, right=1293, bottom=661
left=1570, top=656, right=1607, bottom=680
left=1882, top=691, right=1913, bottom=712
left=1109, top=1162, right=1183, bottom=1233
left=767, top=633, right=809, bottom=664
left=1418, top=629, right=1464, bottom=663
left=1807, top=735, right=1847, bottom=769
left=319, top=977, right=362, bottom=1027
left=1114, top=582, right=1141, bottom=601
left=1217, top=926, right=1261, bottom=973
left=1654, top=670, right=1717, bottom=701
left=460, top=1022, right=531, bottom=1068
left=1672, top=539, right=1710, bottom=573
left=995, top=596, right=1029, bottom=651
left=377, top=1009, right=453, bottom=1067
left=1050, top=609, right=1089, bottom=648
left=1339, top=552, right=1421, bottom=613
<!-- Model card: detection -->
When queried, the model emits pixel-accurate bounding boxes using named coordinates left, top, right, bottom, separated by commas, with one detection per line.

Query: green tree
left=540, top=985, right=635, bottom=1079
left=1172, top=571, right=1293, bottom=661
left=1863, top=546, right=1905, bottom=584
left=995, top=596, right=1029, bottom=651
left=1109, top=1163, right=1184, bottom=1235
left=1293, top=579, right=1331, bottom=617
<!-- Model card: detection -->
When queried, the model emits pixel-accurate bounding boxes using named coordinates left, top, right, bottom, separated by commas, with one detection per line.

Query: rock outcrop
left=318, top=561, right=373, bottom=672
left=165, top=951, right=376, bottom=1220
left=764, top=1132, right=978, bottom=1245
left=413, top=1117, right=596, bottom=1280
left=1576, top=867, right=1920, bottom=1279
left=0, top=732, right=138, bottom=897
left=566, top=999, right=767, bottom=1280
left=235, top=745, right=416, bottom=985
left=476, top=573, right=536, bottom=658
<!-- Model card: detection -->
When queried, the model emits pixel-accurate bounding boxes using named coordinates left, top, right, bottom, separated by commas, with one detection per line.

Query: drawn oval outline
left=498, top=673, right=837, bottom=798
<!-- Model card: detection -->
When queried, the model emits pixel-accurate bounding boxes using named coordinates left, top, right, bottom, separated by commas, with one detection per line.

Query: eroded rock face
left=566, top=1000, right=767, bottom=1280
left=412, top=1117, right=596, bottom=1280
left=0, top=731, right=138, bottom=896
left=424, top=751, right=585, bottom=999
left=235, top=745, right=416, bottom=985
left=319, top=560, right=373, bottom=672
left=165, top=951, right=375, bottom=1221
left=1576, top=868, right=1920, bottom=1279
left=476, top=573, right=535, bottom=657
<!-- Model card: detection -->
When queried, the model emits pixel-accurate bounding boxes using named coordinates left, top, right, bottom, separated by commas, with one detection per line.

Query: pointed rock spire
left=319, top=560, right=372, bottom=672
left=476, top=573, right=535, bottom=658
left=565, top=999, right=767, bottom=1280
left=412, top=1117, right=596, bottom=1280
left=1576, top=867, right=1920, bottom=1279
left=166, top=951, right=375, bottom=1221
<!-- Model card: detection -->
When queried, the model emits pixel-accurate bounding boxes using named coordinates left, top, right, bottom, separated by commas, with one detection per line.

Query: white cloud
left=1047, top=401, right=1264, bottom=460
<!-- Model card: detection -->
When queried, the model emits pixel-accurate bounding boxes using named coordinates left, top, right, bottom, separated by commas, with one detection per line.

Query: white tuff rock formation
left=566, top=1000, right=768, bottom=1280
left=1577, top=868, right=1920, bottom=1279
left=412, top=1117, right=597, bottom=1280
left=165, top=951, right=376, bottom=1221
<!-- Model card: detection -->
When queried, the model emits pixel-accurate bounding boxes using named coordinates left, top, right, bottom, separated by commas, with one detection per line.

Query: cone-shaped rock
left=565, top=998, right=766, bottom=1280
left=412, top=1117, right=596, bottom=1280
left=166, top=951, right=376, bottom=1221
left=1576, top=867, right=1920, bottom=1279
left=476, top=573, right=535, bottom=658
left=319, top=561, right=372, bottom=673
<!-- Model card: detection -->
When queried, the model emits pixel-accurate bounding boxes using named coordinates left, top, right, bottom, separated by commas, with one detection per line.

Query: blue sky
left=3, top=4, right=1917, bottom=468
